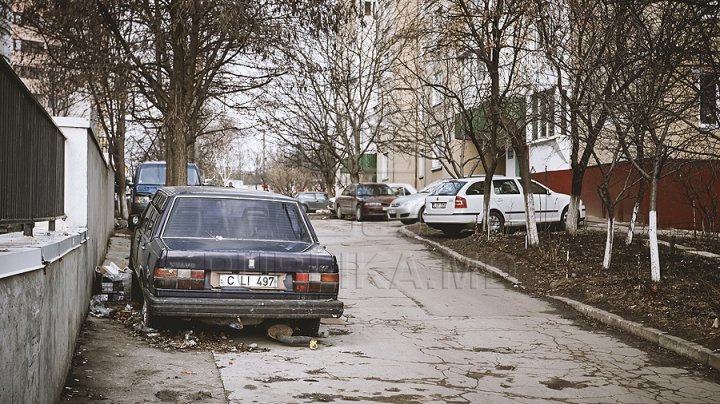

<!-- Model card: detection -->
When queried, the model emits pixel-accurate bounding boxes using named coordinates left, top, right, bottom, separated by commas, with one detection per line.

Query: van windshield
left=137, top=164, right=201, bottom=185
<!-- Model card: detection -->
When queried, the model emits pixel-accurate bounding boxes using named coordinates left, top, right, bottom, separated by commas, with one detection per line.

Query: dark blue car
left=129, top=187, right=343, bottom=336
left=128, top=161, right=202, bottom=228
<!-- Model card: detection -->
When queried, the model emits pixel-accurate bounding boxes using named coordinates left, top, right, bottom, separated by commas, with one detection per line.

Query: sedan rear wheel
left=418, top=206, right=426, bottom=224
left=488, top=211, right=505, bottom=234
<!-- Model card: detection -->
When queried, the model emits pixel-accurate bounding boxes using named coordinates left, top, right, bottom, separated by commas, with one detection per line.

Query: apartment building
left=375, top=0, right=720, bottom=231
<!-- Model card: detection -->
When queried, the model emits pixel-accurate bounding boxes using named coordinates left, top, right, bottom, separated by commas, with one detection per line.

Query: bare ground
left=406, top=223, right=720, bottom=352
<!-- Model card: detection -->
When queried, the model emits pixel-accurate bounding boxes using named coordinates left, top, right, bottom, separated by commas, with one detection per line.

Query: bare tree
left=536, top=0, right=649, bottom=237
left=256, top=0, right=407, bottom=186
left=609, top=1, right=720, bottom=282
left=412, top=0, right=538, bottom=241
left=22, top=0, right=335, bottom=187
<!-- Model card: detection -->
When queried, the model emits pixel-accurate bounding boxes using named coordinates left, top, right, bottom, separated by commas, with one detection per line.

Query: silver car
left=387, top=179, right=448, bottom=225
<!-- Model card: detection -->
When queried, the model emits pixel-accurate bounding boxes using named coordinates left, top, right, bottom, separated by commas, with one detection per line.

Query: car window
left=137, top=164, right=165, bottom=185
left=162, top=197, right=312, bottom=243
left=358, top=184, right=393, bottom=196
left=187, top=166, right=201, bottom=186
left=431, top=181, right=466, bottom=196
left=493, top=179, right=520, bottom=195
left=465, top=181, right=485, bottom=196
left=342, top=186, right=353, bottom=196
left=529, top=181, right=549, bottom=195
left=419, top=182, right=440, bottom=193
left=137, top=164, right=201, bottom=186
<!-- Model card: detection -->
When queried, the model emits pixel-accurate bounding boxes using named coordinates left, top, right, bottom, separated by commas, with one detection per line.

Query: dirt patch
left=406, top=224, right=720, bottom=352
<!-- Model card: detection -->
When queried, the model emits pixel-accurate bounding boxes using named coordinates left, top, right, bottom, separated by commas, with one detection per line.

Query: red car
left=334, top=183, right=397, bottom=221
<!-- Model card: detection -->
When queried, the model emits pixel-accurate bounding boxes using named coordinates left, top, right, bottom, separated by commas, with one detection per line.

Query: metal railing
left=0, top=57, right=65, bottom=235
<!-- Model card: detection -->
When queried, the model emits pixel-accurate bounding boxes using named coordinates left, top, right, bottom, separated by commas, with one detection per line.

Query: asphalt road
left=217, top=218, right=720, bottom=403
left=64, top=218, right=720, bottom=403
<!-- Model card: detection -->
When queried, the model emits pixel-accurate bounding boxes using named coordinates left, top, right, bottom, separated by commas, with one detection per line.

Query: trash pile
left=93, top=262, right=132, bottom=302
left=87, top=298, right=270, bottom=353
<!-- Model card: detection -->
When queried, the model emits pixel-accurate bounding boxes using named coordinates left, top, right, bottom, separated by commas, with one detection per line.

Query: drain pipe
left=267, top=324, right=318, bottom=349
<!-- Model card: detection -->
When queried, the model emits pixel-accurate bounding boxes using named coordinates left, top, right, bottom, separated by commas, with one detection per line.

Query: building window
left=15, top=65, right=43, bottom=79
left=531, top=87, right=555, bottom=140
left=431, top=136, right=442, bottom=171
left=363, top=1, right=374, bottom=16
left=700, top=74, right=719, bottom=126
left=431, top=71, right=443, bottom=106
left=22, top=40, right=45, bottom=54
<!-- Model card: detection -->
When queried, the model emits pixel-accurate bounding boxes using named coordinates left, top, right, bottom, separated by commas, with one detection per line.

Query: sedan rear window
left=431, top=181, right=466, bottom=196
left=137, top=164, right=201, bottom=186
left=162, top=197, right=312, bottom=243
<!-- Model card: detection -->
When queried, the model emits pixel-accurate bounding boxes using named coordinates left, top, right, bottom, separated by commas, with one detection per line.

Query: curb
left=398, top=226, right=720, bottom=372
left=398, top=227, right=523, bottom=287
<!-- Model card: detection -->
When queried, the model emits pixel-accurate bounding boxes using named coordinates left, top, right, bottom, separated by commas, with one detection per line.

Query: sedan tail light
left=154, top=267, right=205, bottom=290
left=455, top=196, right=467, bottom=209
left=293, top=272, right=339, bottom=293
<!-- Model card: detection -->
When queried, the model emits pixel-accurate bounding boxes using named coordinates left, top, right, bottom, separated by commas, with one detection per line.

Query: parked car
left=387, top=179, right=449, bottom=225
left=295, top=192, right=330, bottom=213
left=128, top=161, right=203, bottom=229
left=386, top=183, right=417, bottom=196
left=335, top=183, right=396, bottom=221
left=423, top=176, right=585, bottom=236
left=129, top=186, right=343, bottom=335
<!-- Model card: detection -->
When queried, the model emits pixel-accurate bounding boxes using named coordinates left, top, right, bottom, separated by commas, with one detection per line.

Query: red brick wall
left=532, top=161, right=720, bottom=231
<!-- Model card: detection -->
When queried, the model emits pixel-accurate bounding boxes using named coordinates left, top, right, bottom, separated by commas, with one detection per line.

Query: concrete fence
left=0, top=118, right=114, bottom=404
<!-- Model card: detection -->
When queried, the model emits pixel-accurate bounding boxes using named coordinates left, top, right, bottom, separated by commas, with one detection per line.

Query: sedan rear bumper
left=423, top=212, right=478, bottom=225
left=147, top=295, right=344, bottom=319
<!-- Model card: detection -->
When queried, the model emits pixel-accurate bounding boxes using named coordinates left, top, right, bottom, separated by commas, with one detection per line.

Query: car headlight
left=134, top=195, right=151, bottom=204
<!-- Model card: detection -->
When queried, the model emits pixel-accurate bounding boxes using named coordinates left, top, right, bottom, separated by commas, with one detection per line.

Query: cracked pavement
left=215, top=219, right=720, bottom=403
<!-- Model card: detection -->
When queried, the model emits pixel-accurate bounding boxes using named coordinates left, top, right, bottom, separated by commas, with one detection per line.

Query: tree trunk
left=648, top=171, right=661, bottom=282
left=603, top=216, right=614, bottom=270
left=115, top=102, right=128, bottom=220
left=626, top=181, right=646, bottom=245
left=478, top=162, right=497, bottom=238
left=565, top=167, right=585, bottom=236
left=166, top=119, right=188, bottom=186
left=567, top=195, right=581, bottom=234
left=515, top=145, right=539, bottom=246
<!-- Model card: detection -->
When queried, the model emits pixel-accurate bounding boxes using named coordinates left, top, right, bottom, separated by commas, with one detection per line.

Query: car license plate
left=432, top=202, right=446, bottom=208
left=219, top=274, right=279, bottom=289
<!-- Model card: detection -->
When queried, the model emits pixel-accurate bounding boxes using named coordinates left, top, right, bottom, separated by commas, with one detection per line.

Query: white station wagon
left=423, top=176, right=585, bottom=236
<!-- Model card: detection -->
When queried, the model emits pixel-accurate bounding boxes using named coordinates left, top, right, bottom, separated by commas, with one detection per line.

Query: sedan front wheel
left=355, top=206, right=363, bottom=222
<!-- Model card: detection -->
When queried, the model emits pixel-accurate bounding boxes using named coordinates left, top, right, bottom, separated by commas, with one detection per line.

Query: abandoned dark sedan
left=129, top=187, right=343, bottom=336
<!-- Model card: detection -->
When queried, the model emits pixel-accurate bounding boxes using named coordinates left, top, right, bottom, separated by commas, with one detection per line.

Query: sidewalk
left=61, top=233, right=227, bottom=403
left=398, top=226, right=720, bottom=372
